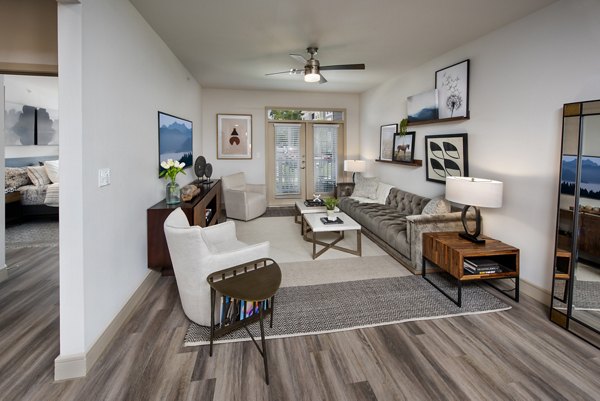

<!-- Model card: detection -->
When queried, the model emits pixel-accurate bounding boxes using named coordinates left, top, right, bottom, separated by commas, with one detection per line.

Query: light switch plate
left=98, top=168, right=111, bottom=187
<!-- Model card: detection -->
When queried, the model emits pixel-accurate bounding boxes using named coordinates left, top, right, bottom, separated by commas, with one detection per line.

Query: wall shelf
left=375, top=159, right=422, bottom=167
left=407, top=116, right=469, bottom=126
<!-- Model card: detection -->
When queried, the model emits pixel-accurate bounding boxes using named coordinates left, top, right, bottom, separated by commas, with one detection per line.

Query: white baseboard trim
left=54, top=270, right=161, bottom=381
left=519, top=278, right=551, bottom=306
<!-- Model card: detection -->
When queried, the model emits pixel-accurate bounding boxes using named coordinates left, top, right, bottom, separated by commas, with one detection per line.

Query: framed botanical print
left=217, top=114, right=252, bottom=159
left=435, top=59, right=470, bottom=119
left=379, top=123, right=398, bottom=161
left=425, top=133, right=469, bottom=184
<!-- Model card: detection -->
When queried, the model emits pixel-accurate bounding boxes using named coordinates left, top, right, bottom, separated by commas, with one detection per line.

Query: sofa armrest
left=407, top=211, right=476, bottom=271
left=246, top=183, right=266, bottom=195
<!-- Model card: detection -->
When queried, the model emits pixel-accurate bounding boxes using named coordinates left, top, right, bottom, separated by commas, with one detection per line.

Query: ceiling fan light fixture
left=304, top=72, right=320, bottom=83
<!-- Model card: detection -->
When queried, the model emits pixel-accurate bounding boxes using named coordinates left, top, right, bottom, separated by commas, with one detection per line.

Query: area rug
left=5, top=221, right=59, bottom=249
left=553, top=280, right=600, bottom=311
left=184, top=274, right=510, bottom=346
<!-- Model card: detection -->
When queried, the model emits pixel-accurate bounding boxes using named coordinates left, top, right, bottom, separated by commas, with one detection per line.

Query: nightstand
left=335, top=182, right=355, bottom=199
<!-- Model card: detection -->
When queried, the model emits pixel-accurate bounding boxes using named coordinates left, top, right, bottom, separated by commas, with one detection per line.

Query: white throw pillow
left=27, top=166, right=51, bottom=186
left=44, top=160, right=60, bottom=183
left=422, top=197, right=451, bottom=215
left=352, top=174, right=379, bottom=200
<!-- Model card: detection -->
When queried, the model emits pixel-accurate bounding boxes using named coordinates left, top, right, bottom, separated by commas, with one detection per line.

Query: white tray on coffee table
left=302, top=212, right=362, bottom=259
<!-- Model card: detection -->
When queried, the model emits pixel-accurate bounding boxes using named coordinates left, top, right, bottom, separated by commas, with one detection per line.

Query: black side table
left=207, top=258, right=281, bottom=384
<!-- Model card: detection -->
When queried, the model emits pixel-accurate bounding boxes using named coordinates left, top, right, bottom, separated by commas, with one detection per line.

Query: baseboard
left=0, top=266, right=8, bottom=284
left=519, top=278, right=551, bottom=305
left=54, top=270, right=161, bottom=381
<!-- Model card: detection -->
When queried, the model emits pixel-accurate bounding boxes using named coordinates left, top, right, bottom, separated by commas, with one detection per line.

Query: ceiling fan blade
left=319, top=74, right=328, bottom=84
left=319, top=64, right=366, bottom=71
left=265, top=69, right=303, bottom=76
left=289, top=54, right=308, bottom=64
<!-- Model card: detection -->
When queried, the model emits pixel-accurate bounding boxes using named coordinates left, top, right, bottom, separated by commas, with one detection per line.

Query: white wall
left=57, top=0, right=202, bottom=376
left=201, top=88, right=360, bottom=185
left=360, top=0, right=600, bottom=292
left=4, top=75, right=59, bottom=159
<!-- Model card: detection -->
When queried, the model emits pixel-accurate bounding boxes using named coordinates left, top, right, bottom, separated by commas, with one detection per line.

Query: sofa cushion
left=386, top=187, right=430, bottom=215
left=422, top=197, right=451, bottom=215
left=352, top=174, right=378, bottom=199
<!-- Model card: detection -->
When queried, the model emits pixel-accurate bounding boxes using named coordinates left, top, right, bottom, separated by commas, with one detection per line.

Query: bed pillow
left=5, top=167, right=32, bottom=191
left=44, top=160, right=60, bottom=183
left=352, top=174, right=379, bottom=200
left=422, top=197, right=451, bottom=215
left=27, top=166, right=51, bottom=186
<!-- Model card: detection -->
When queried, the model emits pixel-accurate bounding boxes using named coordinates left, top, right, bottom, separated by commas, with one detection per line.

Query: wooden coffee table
left=302, top=212, right=362, bottom=259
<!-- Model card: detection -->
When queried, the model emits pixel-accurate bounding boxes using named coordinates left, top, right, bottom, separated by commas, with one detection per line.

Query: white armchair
left=221, top=172, right=267, bottom=221
left=163, top=207, right=270, bottom=326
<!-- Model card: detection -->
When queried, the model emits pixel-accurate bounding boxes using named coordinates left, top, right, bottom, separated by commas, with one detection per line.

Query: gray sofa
left=339, top=186, right=470, bottom=274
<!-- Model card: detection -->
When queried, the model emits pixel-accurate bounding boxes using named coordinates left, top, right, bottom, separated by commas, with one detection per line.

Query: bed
left=5, top=156, right=59, bottom=220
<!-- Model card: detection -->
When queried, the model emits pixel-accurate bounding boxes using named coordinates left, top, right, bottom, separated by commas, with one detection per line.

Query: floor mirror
left=550, top=99, right=600, bottom=347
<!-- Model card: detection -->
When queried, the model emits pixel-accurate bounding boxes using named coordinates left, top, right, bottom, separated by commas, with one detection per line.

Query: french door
left=267, top=122, right=344, bottom=205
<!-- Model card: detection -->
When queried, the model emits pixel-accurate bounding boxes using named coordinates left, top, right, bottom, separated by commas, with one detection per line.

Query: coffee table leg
left=209, top=288, right=216, bottom=357
left=357, top=230, right=362, bottom=256
left=259, top=306, right=269, bottom=385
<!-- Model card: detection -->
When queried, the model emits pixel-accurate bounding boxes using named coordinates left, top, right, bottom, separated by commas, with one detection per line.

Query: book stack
left=205, top=208, right=213, bottom=224
left=219, top=297, right=270, bottom=327
left=464, top=258, right=505, bottom=275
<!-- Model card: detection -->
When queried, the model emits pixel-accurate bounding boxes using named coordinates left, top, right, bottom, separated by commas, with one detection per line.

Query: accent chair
left=221, top=172, right=267, bottom=221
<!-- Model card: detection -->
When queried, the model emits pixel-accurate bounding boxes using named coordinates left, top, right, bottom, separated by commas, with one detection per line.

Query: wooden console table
left=147, top=180, right=221, bottom=275
left=422, top=231, right=519, bottom=307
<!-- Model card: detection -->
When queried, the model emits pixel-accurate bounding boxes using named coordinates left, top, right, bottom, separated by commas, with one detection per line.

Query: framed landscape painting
left=379, top=123, right=398, bottom=161
left=407, top=90, right=438, bottom=122
left=4, top=102, right=35, bottom=145
left=393, top=132, right=416, bottom=163
left=217, top=114, right=252, bottom=159
left=158, top=111, right=193, bottom=176
left=435, top=59, right=470, bottom=119
left=425, top=133, right=468, bottom=184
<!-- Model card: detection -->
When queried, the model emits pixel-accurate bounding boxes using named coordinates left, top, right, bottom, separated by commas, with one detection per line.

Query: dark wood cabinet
left=147, top=180, right=222, bottom=275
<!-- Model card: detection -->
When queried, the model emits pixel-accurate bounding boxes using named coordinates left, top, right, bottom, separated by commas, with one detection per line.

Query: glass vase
left=166, top=181, right=181, bottom=205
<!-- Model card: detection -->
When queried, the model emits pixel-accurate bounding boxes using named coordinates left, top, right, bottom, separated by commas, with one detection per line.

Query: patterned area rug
left=554, top=280, right=600, bottom=310
left=5, top=221, right=59, bottom=249
left=184, top=274, right=510, bottom=346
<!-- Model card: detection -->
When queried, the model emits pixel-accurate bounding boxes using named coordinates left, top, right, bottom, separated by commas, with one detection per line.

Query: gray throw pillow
left=422, top=197, right=451, bottom=215
left=27, top=166, right=51, bottom=186
left=352, top=174, right=379, bottom=199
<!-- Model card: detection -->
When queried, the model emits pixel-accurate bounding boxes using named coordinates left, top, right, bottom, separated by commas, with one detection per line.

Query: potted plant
left=399, top=118, right=408, bottom=135
left=323, top=196, right=339, bottom=220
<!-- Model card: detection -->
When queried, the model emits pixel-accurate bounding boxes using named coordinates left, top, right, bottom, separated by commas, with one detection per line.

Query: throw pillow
left=422, top=197, right=451, bottom=215
left=5, top=167, right=32, bottom=191
left=44, top=160, right=60, bottom=183
left=352, top=174, right=379, bottom=199
left=27, top=166, right=51, bottom=186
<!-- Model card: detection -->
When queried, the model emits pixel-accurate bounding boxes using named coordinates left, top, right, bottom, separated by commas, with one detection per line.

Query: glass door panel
left=311, top=124, right=339, bottom=196
left=273, top=123, right=304, bottom=198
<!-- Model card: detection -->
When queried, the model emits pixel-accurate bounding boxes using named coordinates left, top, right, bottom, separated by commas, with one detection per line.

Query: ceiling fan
left=266, top=47, right=365, bottom=84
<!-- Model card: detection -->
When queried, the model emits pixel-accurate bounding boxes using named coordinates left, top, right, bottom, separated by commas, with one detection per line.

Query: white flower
left=174, top=161, right=181, bottom=168
left=160, top=161, right=168, bottom=169
left=179, top=162, right=185, bottom=168
left=167, top=159, right=174, bottom=167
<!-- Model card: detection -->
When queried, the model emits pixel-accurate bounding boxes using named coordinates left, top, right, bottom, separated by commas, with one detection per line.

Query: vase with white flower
left=160, top=159, right=186, bottom=204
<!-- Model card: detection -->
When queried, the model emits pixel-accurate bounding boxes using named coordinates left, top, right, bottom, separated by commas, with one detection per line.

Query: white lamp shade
left=344, top=160, right=366, bottom=173
left=445, top=177, right=503, bottom=208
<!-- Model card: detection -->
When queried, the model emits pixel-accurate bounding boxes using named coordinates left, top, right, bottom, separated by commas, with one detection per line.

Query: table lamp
left=445, top=176, right=503, bottom=244
left=344, top=160, right=366, bottom=183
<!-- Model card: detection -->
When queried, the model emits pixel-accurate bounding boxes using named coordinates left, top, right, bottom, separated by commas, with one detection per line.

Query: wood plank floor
left=1, top=245, right=600, bottom=401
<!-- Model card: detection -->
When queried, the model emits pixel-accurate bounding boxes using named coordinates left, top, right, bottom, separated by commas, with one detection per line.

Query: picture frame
left=407, top=90, right=438, bottom=122
left=158, top=111, right=193, bottom=176
left=4, top=102, right=36, bottom=146
left=392, top=131, right=416, bottom=163
left=217, top=114, right=252, bottom=159
left=379, top=123, right=398, bottom=161
left=425, top=133, right=469, bottom=184
left=435, top=59, right=470, bottom=119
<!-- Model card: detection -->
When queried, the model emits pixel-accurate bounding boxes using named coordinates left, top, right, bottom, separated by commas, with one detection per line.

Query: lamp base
left=459, top=232, right=486, bottom=244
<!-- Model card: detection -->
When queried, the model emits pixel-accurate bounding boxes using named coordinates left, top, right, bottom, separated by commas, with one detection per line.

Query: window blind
left=313, top=124, right=339, bottom=194
left=274, top=124, right=302, bottom=196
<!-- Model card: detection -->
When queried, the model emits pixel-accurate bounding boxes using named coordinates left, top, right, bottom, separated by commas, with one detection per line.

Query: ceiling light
left=304, top=73, right=320, bottom=83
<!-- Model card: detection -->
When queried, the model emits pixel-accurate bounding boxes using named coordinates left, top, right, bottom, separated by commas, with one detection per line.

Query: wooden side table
left=422, top=232, right=519, bottom=307
left=207, top=258, right=281, bottom=385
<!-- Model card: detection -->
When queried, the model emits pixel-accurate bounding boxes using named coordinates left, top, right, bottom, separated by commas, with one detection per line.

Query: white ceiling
left=129, top=0, right=556, bottom=94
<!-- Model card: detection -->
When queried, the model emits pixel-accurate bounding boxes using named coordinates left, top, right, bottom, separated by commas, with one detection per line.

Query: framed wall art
left=392, top=131, right=416, bottom=163
left=217, top=114, right=252, bottom=159
left=435, top=59, right=469, bottom=119
left=407, top=90, right=438, bottom=122
left=379, top=123, right=398, bottom=161
left=425, top=133, right=468, bottom=184
left=158, top=111, right=193, bottom=176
